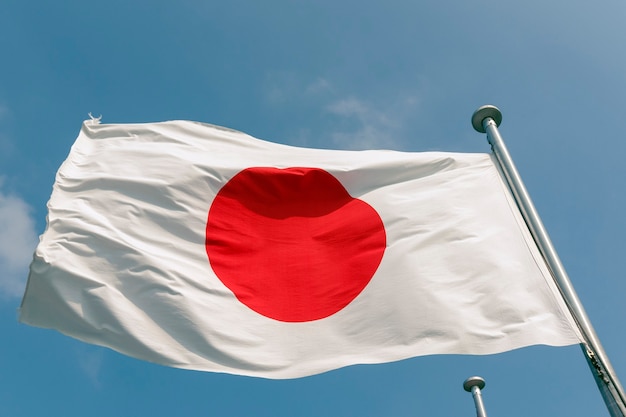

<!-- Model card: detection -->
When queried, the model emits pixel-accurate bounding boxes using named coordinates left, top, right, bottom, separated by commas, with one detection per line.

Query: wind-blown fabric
left=19, top=119, right=582, bottom=378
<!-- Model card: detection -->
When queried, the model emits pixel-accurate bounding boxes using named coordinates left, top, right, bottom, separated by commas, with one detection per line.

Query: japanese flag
left=20, top=119, right=582, bottom=378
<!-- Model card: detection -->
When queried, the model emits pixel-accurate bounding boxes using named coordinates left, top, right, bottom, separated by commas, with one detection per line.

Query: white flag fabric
left=20, top=119, right=582, bottom=378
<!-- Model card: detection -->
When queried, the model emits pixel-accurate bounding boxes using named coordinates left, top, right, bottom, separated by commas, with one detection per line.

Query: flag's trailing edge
left=19, top=120, right=583, bottom=379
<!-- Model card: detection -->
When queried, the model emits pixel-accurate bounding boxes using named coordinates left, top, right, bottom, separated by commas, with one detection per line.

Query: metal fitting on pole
left=464, top=376, right=488, bottom=417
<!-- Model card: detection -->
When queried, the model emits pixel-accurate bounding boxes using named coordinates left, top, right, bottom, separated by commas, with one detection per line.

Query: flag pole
left=472, top=105, right=626, bottom=417
left=464, top=376, right=489, bottom=417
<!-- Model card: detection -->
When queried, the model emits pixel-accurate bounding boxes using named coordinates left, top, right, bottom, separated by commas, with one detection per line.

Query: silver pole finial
left=464, top=376, right=488, bottom=417
left=471, top=105, right=502, bottom=133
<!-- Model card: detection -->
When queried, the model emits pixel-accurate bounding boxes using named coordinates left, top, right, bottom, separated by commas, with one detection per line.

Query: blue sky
left=1, top=1, right=625, bottom=416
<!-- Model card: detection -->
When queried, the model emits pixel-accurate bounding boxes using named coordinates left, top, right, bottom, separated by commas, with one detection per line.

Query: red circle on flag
left=205, top=167, right=386, bottom=322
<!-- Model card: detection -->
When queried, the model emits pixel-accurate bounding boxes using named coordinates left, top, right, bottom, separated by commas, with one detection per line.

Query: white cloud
left=0, top=183, right=38, bottom=299
left=264, top=74, right=333, bottom=104
left=263, top=72, right=301, bottom=104
left=325, top=96, right=418, bottom=150
left=304, top=77, right=332, bottom=95
left=263, top=73, right=420, bottom=150
left=76, top=347, right=105, bottom=388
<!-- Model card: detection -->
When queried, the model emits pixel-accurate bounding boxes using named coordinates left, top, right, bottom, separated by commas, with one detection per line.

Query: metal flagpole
left=464, top=376, right=488, bottom=417
left=472, top=105, right=626, bottom=417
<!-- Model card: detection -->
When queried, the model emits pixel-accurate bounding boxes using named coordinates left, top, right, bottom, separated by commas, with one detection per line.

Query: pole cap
left=472, top=105, right=502, bottom=133
left=463, top=376, right=486, bottom=392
